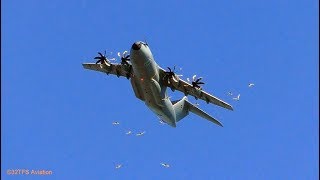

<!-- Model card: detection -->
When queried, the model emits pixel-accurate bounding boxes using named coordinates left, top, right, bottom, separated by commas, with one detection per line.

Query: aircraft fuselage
left=129, top=42, right=177, bottom=127
left=83, top=41, right=232, bottom=127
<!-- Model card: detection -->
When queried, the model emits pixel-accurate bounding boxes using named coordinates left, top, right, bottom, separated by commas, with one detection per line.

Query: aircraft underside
left=82, top=41, right=233, bottom=127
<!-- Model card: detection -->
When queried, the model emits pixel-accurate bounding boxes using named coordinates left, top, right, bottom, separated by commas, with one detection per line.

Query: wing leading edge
left=82, top=63, right=132, bottom=79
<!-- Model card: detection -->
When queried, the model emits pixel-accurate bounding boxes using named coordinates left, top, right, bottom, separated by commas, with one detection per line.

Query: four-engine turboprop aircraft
left=82, top=41, right=233, bottom=127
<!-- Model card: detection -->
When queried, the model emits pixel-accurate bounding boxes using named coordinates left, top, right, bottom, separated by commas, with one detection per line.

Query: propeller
left=94, top=50, right=108, bottom=64
left=117, top=51, right=132, bottom=79
left=94, top=50, right=115, bottom=65
left=187, top=75, right=205, bottom=89
left=117, top=51, right=130, bottom=66
left=163, top=66, right=181, bottom=83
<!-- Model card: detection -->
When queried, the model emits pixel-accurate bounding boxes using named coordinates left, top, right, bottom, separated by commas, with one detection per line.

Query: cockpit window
left=141, top=42, right=148, bottom=47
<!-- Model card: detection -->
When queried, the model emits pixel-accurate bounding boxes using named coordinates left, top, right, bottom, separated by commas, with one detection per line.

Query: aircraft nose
left=132, top=42, right=142, bottom=50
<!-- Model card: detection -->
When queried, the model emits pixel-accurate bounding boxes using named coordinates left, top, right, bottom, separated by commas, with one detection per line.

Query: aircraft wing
left=159, top=67, right=233, bottom=111
left=82, top=63, right=132, bottom=79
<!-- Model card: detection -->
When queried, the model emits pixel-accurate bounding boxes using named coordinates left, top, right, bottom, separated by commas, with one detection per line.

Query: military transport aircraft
left=82, top=41, right=233, bottom=127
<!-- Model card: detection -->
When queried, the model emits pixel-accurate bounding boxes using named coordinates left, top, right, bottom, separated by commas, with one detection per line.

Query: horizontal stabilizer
left=185, top=100, right=223, bottom=127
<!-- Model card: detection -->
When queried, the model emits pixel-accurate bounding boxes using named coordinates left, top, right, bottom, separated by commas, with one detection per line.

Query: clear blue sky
left=2, top=0, right=318, bottom=179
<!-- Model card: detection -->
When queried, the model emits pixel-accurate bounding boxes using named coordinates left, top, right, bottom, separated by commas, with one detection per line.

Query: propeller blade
left=192, top=75, right=197, bottom=81
left=172, top=76, right=179, bottom=83
left=195, top=77, right=203, bottom=83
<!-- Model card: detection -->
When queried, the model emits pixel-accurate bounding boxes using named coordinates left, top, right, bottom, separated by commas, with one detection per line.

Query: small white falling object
left=159, top=120, right=166, bottom=124
left=158, top=116, right=167, bottom=124
left=187, top=78, right=190, bottom=82
left=194, top=103, right=200, bottom=106
left=115, top=164, right=122, bottom=169
left=136, top=131, right=146, bottom=136
left=160, top=163, right=170, bottom=168
left=248, top=83, right=255, bottom=87
left=112, top=122, right=120, bottom=125
left=126, top=131, right=132, bottom=135
left=233, top=94, right=240, bottom=101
